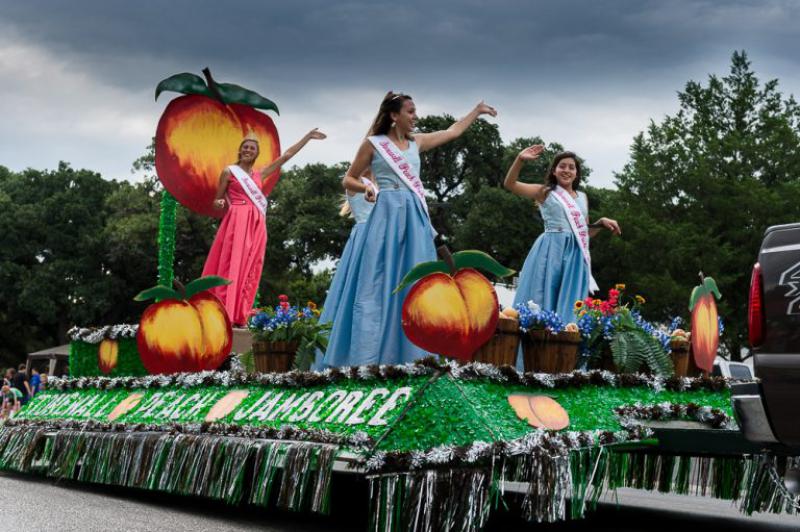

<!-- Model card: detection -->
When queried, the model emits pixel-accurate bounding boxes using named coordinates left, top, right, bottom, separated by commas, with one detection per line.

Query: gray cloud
left=1, top=0, right=799, bottom=187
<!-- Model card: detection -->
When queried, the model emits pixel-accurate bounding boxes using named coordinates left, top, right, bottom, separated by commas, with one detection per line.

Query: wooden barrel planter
left=473, top=316, right=520, bottom=367
left=253, top=340, right=299, bottom=373
left=522, top=330, right=581, bottom=374
left=670, top=339, right=691, bottom=377
left=683, top=343, right=710, bottom=378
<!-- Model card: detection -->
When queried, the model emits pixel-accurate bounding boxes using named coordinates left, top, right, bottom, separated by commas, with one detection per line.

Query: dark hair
left=368, top=92, right=413, bottom=136
left=545, top=151, right=582, bottom=191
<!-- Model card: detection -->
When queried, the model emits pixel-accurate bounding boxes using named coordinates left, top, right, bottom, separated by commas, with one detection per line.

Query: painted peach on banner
left=97, top=338, right=119, bottom=375
left=154, top=70, right=281, bottom=217
left=507, top=394, right=570, bottom=430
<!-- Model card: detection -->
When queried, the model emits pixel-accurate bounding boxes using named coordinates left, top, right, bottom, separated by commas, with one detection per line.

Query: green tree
left=602, top=51, right=800, bottom=358
left=417, top=116, right=504, bottom=242
left=260, top=162, right=353, bottom=304
left=0, top=163, right=119, bottom=364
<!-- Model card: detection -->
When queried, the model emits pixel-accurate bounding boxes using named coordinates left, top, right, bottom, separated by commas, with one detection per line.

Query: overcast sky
left=1, top=0, right=799, bottom=188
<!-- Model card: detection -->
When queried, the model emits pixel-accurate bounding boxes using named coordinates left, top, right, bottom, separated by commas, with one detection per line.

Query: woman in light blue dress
left=319, top=92, right=497, bottom=367
left=312, top=179, right=376, bottom=369
left=504, top=145, right=621, bottom=323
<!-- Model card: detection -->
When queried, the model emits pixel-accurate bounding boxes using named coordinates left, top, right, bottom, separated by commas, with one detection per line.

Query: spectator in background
left=12, top=364, right=31, bottom=405
left=1, top=382, right=20, bottom=419
left=39, top=372, right=48, bottom=391
left=30, top=367, right=41, bottom=396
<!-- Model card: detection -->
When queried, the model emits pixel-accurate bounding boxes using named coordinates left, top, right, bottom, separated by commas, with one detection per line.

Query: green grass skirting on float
left=0, top=362, right=795, bottom=530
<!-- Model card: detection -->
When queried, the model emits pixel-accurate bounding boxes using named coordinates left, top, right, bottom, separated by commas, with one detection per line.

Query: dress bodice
left=225, top=167, right=262, bottom=207
left=370, top=139, right=421, bottom=192
left=347, top=192, right=374, bottom=223
left=539, top=190, right=589, bottom=232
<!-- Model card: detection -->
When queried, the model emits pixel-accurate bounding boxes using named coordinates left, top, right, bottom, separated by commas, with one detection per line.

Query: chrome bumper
left=731, top=382, right=779, bottom=444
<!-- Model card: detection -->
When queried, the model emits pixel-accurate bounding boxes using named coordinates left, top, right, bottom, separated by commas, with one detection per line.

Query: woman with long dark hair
left=504, top=145, right=621, bottom=323
left=318, top=92, right=496, bottom=367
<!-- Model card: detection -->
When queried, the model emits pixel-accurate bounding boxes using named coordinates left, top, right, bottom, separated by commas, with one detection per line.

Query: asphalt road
left=2, top=472, right=798, bottom=531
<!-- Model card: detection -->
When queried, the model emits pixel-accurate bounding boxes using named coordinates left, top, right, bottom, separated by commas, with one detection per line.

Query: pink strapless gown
left=202, top=172, right=270, bottom=326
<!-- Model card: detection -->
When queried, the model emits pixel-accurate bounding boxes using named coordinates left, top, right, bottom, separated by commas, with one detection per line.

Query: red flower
left=278, top=294, right=289, bottom=302
left=608, top=288, right=620, bottom=299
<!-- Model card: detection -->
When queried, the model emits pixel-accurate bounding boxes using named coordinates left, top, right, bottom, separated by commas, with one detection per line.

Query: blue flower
left=513, top=302, right=565, bottom=333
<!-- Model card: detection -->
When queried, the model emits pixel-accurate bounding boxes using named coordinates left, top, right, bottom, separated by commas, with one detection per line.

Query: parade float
left=0, top=72, right=794, bottom=531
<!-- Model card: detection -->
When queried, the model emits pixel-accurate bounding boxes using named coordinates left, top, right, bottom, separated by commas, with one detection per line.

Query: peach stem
left=437, top=245, right=456, bottom=275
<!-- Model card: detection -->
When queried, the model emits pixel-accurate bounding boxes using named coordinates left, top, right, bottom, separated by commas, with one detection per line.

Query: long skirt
left=318, top=189, right=436, bottom=368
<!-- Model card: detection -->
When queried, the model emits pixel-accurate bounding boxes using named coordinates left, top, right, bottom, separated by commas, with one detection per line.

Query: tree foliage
left=595, top=51, right=800, bottom=358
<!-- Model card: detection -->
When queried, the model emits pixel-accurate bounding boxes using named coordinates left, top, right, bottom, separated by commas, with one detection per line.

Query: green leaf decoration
left=703, top=277, right=722, bottom=300
left=610, top=329, right=674, bottom=377
left=134, top=285, right=182, bottom=302
left=636, top=329, right=674, bottom=377
left=688, top=285, right=704, bottom=311
left=610, top=332, right=631, bottom=372
left=452, top=250, right=515, bottom=278
left=155, top=73, right=213, bottom=101
left=216, top=82, right=280, bottom=113
left=184, top=276, right=232, bottom=299
left=393, top=261, right=451, bottom=294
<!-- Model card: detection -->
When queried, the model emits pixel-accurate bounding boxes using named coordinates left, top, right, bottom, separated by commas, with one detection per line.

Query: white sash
left=550, top=186, right=599, bottom=293
left=228, top=165, right=268, bottom=217
left=367, top=135, right=429, bottom=217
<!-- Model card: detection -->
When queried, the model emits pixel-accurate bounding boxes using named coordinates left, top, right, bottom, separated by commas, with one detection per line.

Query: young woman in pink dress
left=202, top=128, right=326, bottom=326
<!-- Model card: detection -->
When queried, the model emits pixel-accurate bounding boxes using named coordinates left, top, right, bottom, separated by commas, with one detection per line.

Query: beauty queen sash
left=367, top=135, right=429, bottom=217
left=229, top=165, right=268, bottom=217
left=550, top=186, right=599, bottom=293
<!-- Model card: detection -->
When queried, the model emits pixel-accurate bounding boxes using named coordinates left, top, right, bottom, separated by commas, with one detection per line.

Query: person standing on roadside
left=1, top=382, right=20, bottom=418
left=11, top=364, right=32, bottom=405
left=29, top=367, right=41, bottom=396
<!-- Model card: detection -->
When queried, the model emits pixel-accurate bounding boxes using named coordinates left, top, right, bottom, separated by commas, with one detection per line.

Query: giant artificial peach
left=396, top=250, right=514, bottom=362
left=689, top=275, right=722, bottom=372
left=154, top=70, right=281, bottom=217
left=135, top=276, right=233, bottom=374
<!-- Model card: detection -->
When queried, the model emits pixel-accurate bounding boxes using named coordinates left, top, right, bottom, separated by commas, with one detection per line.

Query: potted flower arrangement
left=473, top=306, right=521, bottom=367
left=577, top=285, right=674, bottom=376
left=514, top=301, right=580, bottom=374
left=247, top=296, right=330, bottom=373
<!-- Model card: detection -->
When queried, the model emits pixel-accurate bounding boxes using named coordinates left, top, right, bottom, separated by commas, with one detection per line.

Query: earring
left=391, top=121, right=396, bottom=128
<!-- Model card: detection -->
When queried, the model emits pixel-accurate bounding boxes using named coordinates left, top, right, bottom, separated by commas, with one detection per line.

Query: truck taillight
left=748, top=262, right=765, bottom=347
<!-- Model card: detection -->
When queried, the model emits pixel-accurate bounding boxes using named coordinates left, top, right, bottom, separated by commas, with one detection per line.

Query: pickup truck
left=732, top=222, right=800, bottom=454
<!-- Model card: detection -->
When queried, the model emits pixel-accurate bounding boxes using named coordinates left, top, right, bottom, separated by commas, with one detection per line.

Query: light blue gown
left=312, top=192, right=374, bottom=369
left=319, top=140, right=437, bottom=368
left=513, top=190, right=591, bottom=323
